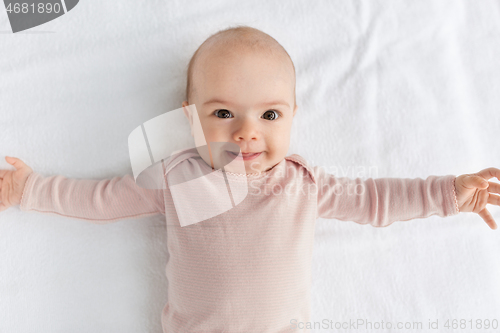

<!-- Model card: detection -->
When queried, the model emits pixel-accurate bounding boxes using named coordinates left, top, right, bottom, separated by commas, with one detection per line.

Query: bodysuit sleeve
left=19, top=172, right=165, bottom=223
left=314, top=166, right=460, bottom=227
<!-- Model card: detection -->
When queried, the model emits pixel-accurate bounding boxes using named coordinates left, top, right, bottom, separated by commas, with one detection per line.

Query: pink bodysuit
left=19, top=152, right=460, bottom=332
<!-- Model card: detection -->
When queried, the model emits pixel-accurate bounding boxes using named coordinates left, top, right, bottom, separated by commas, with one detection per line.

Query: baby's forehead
left=187, top=29, right=295, bottom=106
left=198, top=45, right=265, bottom=66
left=198, top=33, right=291, bottom=67
left=193, top=58, right=294, bottom=100
left=195, top=46, right=293, bottom=82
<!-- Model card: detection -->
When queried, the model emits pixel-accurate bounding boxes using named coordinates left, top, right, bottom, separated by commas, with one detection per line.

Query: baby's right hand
left=0, top=156, right=34, bottom=212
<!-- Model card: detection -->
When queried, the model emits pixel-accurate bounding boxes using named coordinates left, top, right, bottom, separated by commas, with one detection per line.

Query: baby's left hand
left=455, top=168, right=500, bottom=230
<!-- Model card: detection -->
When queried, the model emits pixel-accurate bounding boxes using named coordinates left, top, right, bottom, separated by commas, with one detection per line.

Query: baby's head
left=182, top=25, right=298, bottom=174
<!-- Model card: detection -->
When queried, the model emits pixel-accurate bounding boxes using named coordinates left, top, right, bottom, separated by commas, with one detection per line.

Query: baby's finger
left=478, top=208, right=497, bottom=230
left=486, top=181, right=500, bottom=195
left=488, top=193, right=500, bottom=207
left=476, top=167, right=500, bottom=182
left=5, top=156, right=28, bottom=172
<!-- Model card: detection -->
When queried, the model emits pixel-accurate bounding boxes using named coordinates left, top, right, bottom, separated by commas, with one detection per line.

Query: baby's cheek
left=205, top=128, right=227, bottom=143
left=265, top=148, right=282, bottom=163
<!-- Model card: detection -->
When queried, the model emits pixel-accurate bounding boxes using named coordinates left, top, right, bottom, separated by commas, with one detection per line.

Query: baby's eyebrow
left=203, top=98, right=290, bottom=108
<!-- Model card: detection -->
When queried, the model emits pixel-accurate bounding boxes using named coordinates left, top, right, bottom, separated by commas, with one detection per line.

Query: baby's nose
left=234, top=118, right=259, bottom=141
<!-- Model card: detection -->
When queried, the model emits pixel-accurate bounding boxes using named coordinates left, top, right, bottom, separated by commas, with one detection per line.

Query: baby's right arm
left=0, top=156, right=165, bottom=223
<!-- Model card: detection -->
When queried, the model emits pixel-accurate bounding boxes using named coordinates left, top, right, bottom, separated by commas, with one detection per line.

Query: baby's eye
left=262, top=110, right=279, bottom=121
left=214, top=109, right=233, bottom=119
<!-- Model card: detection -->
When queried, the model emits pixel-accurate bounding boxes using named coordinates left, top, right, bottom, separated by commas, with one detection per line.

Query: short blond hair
left=185, top=25, right=296, bottom=107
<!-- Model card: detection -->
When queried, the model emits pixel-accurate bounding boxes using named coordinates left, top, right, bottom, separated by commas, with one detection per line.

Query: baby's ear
left=293, top=104, right=298, bottom=117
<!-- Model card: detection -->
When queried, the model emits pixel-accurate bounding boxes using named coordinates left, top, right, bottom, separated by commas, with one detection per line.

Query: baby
left=1, top=25, right=500, bottom=333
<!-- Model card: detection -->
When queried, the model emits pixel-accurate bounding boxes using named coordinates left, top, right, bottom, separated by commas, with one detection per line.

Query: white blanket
left=1, top=0, right=499, bottom=332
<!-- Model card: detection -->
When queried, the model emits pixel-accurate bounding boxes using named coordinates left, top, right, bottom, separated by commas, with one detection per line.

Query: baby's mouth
left=226, top=151, right=262, bottom=160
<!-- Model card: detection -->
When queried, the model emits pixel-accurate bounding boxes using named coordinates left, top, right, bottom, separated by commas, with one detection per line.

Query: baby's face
left=182, top=49, right=297, bottom=174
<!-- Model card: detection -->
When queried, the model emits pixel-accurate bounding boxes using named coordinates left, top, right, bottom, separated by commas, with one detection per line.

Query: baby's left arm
left=454, top=168, right=500, bottom=230
left=313, top=165, right=500, bottom=229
